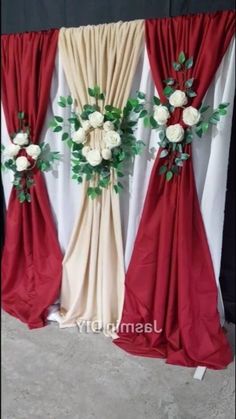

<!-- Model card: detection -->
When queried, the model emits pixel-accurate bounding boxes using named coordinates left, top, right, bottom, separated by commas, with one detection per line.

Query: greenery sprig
left=50, top=86, right=146, bottom=199
left=1, top=112, right=60, bottom=203
left=144, top=52, right=230, bottom=181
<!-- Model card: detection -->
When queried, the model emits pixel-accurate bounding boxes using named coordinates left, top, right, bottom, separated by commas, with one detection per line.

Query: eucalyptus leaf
left=160, top=149, right=169, bottom=158
left=166, top=171, right=173, bottom=181
left=185, top=57, right=193, bottom=69
left=159, top=165, right=167, bottom=175
left=66, top=96, right=73, bottom=105
left=173, top=62, right=181, bottom=71
left=53, top=125, right=63, bottom=132
left=185, top=78, right=194, bottom=88
left=62, top=132, right=69, bottom=141
left=200, top=105, right=210, bottom=113
left=153, top=96, right=161, bottom=106
left=55, top=116, right=63, bottom=123
left=163, top=86, right=174, bottom=97
left=186, top=90, right=197, bottom=98
left=139, top=109, right=148, bottom=118
left=163, top=78, right=175, bottom=86
left=178, top=51, right=186, bottom=64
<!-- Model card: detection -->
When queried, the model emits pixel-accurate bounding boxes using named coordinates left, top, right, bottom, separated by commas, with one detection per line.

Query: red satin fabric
left=114, top=11, right=235, bottom=368
left=1, top=30, right=62, bottom=329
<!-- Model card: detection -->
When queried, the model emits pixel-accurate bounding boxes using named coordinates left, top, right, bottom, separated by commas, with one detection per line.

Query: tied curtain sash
left=58, top=21, right=144, bottom=328
left=1, top=30, right=62, bottom=329
left=114, top=11, right=235, bottom=368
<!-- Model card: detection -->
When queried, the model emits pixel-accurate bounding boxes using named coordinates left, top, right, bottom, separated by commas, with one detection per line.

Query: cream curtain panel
left=58, top=20, right=144, bottom=328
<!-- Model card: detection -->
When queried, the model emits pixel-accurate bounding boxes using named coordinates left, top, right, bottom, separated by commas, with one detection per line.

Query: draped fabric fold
left=1, top=30, right=62, bottom=329
left=114, top=11, right=235, bottom=368
left=58, top=21, right=144, bottom=328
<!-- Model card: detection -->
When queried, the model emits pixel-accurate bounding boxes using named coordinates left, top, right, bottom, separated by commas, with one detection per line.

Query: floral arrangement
left=50, top=86, right=146, bottom=199
left=145, top=52, right=229, bottom=181
left=1, top=112, right=60, bottom=203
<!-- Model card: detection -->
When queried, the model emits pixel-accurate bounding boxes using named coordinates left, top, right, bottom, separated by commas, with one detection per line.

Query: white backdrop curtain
left=1, top=38, right=235, bottom=324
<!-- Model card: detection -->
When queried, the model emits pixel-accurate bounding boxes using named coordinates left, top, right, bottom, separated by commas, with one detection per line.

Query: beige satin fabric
left=58, top=21, right=144, bottom=328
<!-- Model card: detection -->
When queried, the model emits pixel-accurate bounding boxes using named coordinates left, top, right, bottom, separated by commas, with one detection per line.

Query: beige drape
left=58, top=21, right=144, bottom=329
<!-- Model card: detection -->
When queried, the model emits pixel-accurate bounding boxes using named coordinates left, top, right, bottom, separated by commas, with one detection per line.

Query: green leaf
left=219, top=103, right=229, bottom=109
left=18, top=111, right=25, bottom=120
left=180, top=153, right=190, bottom=161
left=88, top=88, right=95, bottom=97
left=137, top=91, right=146, bottom=100
left=150, top=116, right=158, bottom=129
left=159, top=130, right=165, bottom=141
left=200, top=105, right=210, bottom=114
left=67, top=96, right=73, bottom=105
left=139, top=109, right=148, bottom=118
left=160, top=149, right=168, bottom=158
left=172, top=165, right=179, bottom=174
left=178, top=51, right=186, bottom=64
left=201, top=122, right=209, bottom=133
left=53, top=125, right=63, bottom=132
left=195, top=127, right=203, bottom=138
left=58, top=101, right=66, bottom=108
left=185, top=78, right=194, bottom=88
left=173, top=62, right=181, bottom=71
left=105, top=105, right=113, bottom=112
left=175, top=158, right=184, bottom=167
left=55, top=116, right=63, bottom=123
left=185, top=57, right=193, bottom=69
left=18, top=191, right=26, bottom=203
left=98, top=93, right=105, bottom=100
left=186, top=132, right=193, bottom=144
left=26, top=193, right=31, bottom=203
left=163, top=86, right=174, bottom=97
left=219, top=108, right=227, bottom=116
left=166, top=171, right=173, bottom=181
left=186, top=90, right=197, bottom=98
left=153, top=96, right=161, bottom=106
left=159, top=165, right=167, bottom=175
left=59, top=96, right=67, bottom=104
left=163, top=78, right=175, bottom=86
left=212, top=112, right=220, bottom=121
left=94, top=85, right=101, bottom=96
left=62, top=132, right=69, bottom=141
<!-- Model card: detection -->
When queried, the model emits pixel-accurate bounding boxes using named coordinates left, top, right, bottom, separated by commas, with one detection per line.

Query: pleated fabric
left=114, top=11, right=235, bottom=368
left=1, top=30, right=62, bottom=329
left=58, top=20, right=144, bottom=328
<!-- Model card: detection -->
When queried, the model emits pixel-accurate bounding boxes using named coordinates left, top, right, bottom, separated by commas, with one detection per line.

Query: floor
left=2, top=312, right=235, bottom=419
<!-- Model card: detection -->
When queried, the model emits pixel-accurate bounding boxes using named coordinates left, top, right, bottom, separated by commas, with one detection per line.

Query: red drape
left=1, top=30, right=62, bottom=329
left=114, top=11, right=235, bottom=368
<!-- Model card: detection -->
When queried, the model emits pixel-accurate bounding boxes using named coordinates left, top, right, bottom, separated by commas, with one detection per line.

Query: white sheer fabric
left=1, top=40, right=235, bottom=324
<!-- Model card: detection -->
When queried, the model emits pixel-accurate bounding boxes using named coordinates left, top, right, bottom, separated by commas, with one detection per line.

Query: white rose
left=4, top=144, right=20, bottom=158
left=153, top=105, right=170, bottom=125
left=103, top=121, right=114, bottom=132
left=26, top=144, right=41, bottom=160
left=88, top=111, right=104, bottom=128
left=82, top=120, right=91, bottom=132
left=182, top=106, right=201, bottom=126
left=13, top=132, right=29, bottom=146
left=103, top=130, right=121, bottom=149
left=166, top=124, right=185, bottom=143
left=15, top=156, right=30, bottom=171
left=102, top=148, right=112, bottom=160
left=169, top=90, right=188, bottom=108
left=86, top=149, right=102, bottom=166
left=72, top=128, right=86, bottom=144
left=82, top=145, right=91, bottom=157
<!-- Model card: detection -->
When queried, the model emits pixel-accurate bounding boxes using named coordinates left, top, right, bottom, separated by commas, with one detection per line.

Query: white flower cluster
left=4, top=132, right=41, bottom=172
left=71, top=111, right=122, bottom=167
left=153, top=90, right=201, bottom=143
